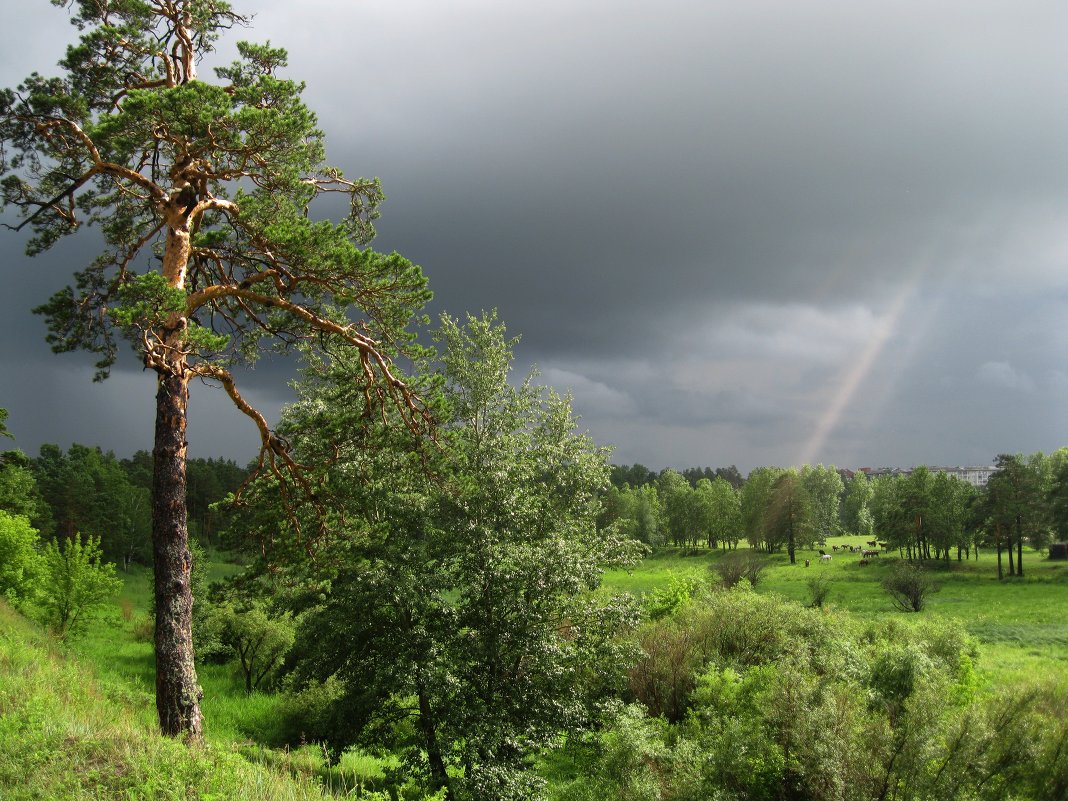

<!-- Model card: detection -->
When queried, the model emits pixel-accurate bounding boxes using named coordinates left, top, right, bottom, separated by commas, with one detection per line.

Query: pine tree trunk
left=151, top=362, right=204, bottom=742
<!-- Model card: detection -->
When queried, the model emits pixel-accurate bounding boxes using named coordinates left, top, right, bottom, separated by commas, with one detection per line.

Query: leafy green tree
left=1048, top=447, right=1068, bottom=543
left=841, top=470, right=874, bottom=537
left=799, top=464, right=843, bottom=543
left=870, top=474, right=905, bottom=550
left=0, top=511, right=41, bottom=605
left=629, top=484, right=663, bottom=546
left=697, top=476, right=740, bottom=549
left=218, top=600, right=295, bottom=694
left=31, top=444, right=150, bottom=567
left=609, top=463, right=657, bottom=488
left=0, top=410, right=50, bottom=530
left=37, top=532, right=122, bottom=639
left=659, top=469, right=696, bottom=547
left=927, top=472, right=978, bottom=561
left=986, top=453, right=1046, bottom=578
left=767, top=469, right=813, bottom=564
left=2, top=1, right=430, bottom=740
left=273, top=314, right=640, bottom=800
left=740, top=467, right=781, bottom=551
left=0, top=449, right=45, bottom=522
left=901, top=467, right=936, bottom=560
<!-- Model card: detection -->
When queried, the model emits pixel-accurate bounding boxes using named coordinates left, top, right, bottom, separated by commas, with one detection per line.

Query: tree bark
left=151, top=361, right=204, bottom=742
left=1016, top=517, right=1024, bottom=578
left=417, top=676, right=453, bottom=800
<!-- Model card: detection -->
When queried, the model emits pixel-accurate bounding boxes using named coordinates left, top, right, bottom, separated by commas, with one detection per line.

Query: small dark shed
left=1050, top=542, right=1068, bottom=560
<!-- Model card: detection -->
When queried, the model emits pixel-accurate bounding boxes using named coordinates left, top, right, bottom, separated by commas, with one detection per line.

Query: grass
left=60, top=551, right=397, bottom=796
left=11, top=538, right=1064, bottom=798
left=0, top=599, right=331, bottom=801
left=604, top=537, right=1068, bottom=684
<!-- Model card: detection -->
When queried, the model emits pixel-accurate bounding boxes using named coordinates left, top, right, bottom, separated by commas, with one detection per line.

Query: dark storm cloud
left=3, top=1, right=1067, bottom=470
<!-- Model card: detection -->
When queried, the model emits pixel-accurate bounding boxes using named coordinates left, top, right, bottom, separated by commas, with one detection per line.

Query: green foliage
left=805, top=573, right=833, bottom=608
left=549, top=704, right=668, bottom=801
left=0, top=598, right=332, bottom=800
left=767, top=469, right=815, bottom=561
left=643, top=574, right=703, bottom=620
left=37, top=532, right=122, bottom=639
left=0, top=450, right=44, bottom=521
left=712, top=547, right=770, bottom=589
left=258, top=312, right=641, bottom=799
left=579, top=583, right=1068, bottom=801
left=220, top=600, right=296, bottom=694
left=800, top=463, right=844, bottom=542
left=32, top=443, right=150, bottom=567
left=882, top=560, right=940, bottom=612
left=842, top=470, right=874, bottom=536
left=0, top=511, right=41, bottom=604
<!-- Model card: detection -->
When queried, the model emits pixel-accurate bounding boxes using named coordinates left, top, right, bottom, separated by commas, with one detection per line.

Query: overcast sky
left=2, top=0, right=1067, bottom=473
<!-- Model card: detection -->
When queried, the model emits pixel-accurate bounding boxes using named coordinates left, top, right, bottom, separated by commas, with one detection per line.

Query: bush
left=806, top=575, right=833, bottom=608
left=37, top=533, right=122, bottom=639
left=712, top=549, right=769, bottom=589
left=0, top=511, right=40, bottom=605
left=882, top=561, right=939, bottom=612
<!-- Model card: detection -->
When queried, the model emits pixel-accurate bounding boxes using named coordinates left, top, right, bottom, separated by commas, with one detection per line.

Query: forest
left=1, top=2, right=1067, bottom=800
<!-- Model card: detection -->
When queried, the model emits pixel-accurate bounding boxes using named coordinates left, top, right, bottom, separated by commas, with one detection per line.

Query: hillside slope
left=0, top=601, right=327, bottom=801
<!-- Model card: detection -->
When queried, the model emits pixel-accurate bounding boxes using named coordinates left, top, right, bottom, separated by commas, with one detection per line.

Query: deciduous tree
left=2, top=1, right=430, bottom=740
left=767, top=469, right=813, bottom=564
left=37, top=532, right=122, bottom=638
left=271, top=314, right=640, bottom=800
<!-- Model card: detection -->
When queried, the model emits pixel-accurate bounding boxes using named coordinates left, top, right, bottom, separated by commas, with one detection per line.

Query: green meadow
left=4, top=539, right=1067, bottom=799
left=605, top=537, right=1068, bottom=685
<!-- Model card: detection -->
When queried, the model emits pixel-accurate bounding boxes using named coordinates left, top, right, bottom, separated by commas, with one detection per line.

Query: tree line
left=605, top=453, right=1068, bottom=576
left=1, top=440, right=246, bottom=571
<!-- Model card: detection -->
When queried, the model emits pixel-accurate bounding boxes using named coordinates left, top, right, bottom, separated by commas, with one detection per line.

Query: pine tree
left=2, top=1, right=430, bottom=740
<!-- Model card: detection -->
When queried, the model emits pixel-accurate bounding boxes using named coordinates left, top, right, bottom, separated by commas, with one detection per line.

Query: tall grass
left=0, top=600, right=330, bottom=801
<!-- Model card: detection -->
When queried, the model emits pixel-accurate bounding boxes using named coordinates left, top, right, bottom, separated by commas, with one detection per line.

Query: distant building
left=933, top=466, right=995, bottom=487
left=856, top=465, right=996, bottom=487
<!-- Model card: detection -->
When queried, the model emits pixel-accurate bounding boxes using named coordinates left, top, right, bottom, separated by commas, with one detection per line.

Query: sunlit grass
left=0, top=600, right=329, bottom=801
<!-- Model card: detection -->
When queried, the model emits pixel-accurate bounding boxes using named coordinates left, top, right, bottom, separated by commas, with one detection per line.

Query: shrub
left=882, top=561, right=939, bottom=612
left=0, top=511, right=40, bottom=605
left=37, top=533, right=122, bottom=639
left=806, top=575, right=833, bottom=608
left=712, top=549, right=769, bottom=589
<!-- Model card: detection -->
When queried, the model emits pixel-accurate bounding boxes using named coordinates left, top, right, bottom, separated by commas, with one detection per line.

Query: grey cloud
left=2, top=1, right=1066, bottom=470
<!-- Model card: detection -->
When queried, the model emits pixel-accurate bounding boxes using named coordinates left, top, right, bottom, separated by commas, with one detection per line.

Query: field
left=605, top=536, right=1068, bottom=684
left=5, top=539, right=1068, bottom=799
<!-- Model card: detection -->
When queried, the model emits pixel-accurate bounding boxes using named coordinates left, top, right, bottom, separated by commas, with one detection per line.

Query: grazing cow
left=863, top=549, right=879, bottom=558
left=818, top=549, right=826, bottom=556
left=805, top=559, right=811, bottom=567
left=820, top=554, right=832, bottom=563
left=878, top=542, right=889, bottom=550
left=832, top=545, right=840, bottom=551
left=858, top=559, right=870, bottom=566
left=867, top=540, right=878, bottom=547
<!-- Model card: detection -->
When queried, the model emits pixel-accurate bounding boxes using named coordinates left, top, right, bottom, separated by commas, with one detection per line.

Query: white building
left=859, top=465, right=996, bottom=487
